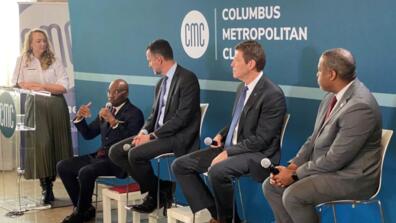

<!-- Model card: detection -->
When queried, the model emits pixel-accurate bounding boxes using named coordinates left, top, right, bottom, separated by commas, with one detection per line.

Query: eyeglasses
left=107, top=89, right=126, bottom=96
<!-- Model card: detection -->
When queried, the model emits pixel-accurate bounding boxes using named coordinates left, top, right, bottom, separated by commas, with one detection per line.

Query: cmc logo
left=180, top=10, right=209, bottom=59
left=0, top=92, right=16, bottom=138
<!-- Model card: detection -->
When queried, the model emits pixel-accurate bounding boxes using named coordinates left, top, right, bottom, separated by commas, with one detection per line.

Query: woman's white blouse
left=12, top=55, right=69, bottom=91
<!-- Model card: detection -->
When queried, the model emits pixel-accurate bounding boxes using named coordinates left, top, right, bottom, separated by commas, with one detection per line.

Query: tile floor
left=0, top=170, right=126, bottom=223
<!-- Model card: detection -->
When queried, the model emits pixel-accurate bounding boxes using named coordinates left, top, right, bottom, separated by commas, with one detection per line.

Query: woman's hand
left=18, top=82, right=44, bottom=91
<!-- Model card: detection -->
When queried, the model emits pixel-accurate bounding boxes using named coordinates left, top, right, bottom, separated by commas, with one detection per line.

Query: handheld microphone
left=105, top=102, right=113, bottom=111
left=122, top=143, right=135, bottom=151
left=261, top=158, right=279, bottom=175
left=204, top=137, right=218, bottom=146
left=100, top=102, right=113, bottom=122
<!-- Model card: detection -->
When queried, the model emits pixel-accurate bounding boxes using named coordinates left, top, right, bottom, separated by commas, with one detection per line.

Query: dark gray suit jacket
left=292, top=79, right=382, bottom=198
left=219, top=75, right=286, bottom=182
left=143, top=64, right=201, bottom=157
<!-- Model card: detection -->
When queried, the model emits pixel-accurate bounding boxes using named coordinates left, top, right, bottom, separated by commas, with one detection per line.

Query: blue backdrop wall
left=68, top=0, right=396, bottom=222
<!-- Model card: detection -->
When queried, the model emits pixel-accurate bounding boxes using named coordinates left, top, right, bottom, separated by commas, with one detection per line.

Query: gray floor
left=0, top=170, right=150, bottom=223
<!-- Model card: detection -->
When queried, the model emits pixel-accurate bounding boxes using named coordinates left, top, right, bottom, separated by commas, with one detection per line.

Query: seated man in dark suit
left=172, top=40, right=286, bottom=223
left=263, top=48, right=382, bottom=223
left=109, top=39, right=201, bottom=215
left=57, top=79, right=144, bottom=223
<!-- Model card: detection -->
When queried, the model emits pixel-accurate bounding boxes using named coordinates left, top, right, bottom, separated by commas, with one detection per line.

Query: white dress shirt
left=232, top=71, right=263, bottom=145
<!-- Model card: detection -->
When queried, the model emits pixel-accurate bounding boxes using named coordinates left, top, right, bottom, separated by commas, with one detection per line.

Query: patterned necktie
left=224, top=86, right=249, bottom=147
left=155, top=77, right=168, bottom=130
left=111, top=107, right=116, bottom=115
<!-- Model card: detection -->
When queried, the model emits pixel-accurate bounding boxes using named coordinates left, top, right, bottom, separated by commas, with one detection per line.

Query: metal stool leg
left=157, top=158, right=161, bottom=215
left=126, top=183, right=129, bottom=207
left=232, top=179, right=236, bottom=223
left=377, top=200, right=385, bottom=223
left=166, top=158, right=177, bottom=207
left=95, top=182, right=99, bottom=209
left=236, top=179, right=246, bottom=221
left=95, top=182, right=99, bottom=223
left=331, top=203, right=337, bottom=223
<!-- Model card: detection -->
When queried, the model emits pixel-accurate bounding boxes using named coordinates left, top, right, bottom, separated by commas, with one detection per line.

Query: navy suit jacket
left=75, top=99, right=144, bottom=159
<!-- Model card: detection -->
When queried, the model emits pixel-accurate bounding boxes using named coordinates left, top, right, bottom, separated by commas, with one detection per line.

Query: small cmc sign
left=0, top=92, right=16, bottom=138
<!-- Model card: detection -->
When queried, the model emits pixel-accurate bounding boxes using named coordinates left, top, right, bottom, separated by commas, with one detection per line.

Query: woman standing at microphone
left=12, top=28, right=72, bottom=205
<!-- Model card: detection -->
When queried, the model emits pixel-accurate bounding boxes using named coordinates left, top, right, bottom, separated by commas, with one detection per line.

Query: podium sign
left=0, top=91, right=17, bottom=138
left=0, top=87, right=49, bottom=215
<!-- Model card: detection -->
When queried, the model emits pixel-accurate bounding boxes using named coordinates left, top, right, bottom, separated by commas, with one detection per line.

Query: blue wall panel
left=69, top=1, right=396, bottom=222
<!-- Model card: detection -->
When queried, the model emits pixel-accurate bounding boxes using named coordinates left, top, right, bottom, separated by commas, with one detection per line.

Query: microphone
left=204, top=137, right=218, bottom=146
left=123, top=143, right=135, bottom=151
left=14, top=54, right=25, bottom=88
left=100, top=102, right=113, bottom=122
left=105, top=102, right=113, bottom=111
left=261, top=158, right=279, bottom=175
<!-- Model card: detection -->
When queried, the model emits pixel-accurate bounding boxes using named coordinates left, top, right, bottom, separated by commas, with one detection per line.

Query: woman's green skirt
left=23, top=94, right=72, bottom=179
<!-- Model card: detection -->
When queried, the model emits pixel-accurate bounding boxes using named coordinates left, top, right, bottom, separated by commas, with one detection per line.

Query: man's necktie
left=315, top=95, right=338, bottom=143
left=224, top=86, right=249, bottom=147
left=324, top=95, right=337, bottom=122
left=96, top=147, right=106, bottom=158
left=155, top=77, right=168, bottom=130
left=111, top=107, right=116, bottom=115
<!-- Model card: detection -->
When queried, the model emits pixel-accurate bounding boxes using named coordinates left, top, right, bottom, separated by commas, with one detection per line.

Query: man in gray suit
left=173, top=40, right=286, bottom=223
left=263, top=48, right=382, bottom=223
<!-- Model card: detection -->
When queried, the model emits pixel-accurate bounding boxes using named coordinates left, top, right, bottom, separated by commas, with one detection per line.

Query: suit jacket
left=219, top=75, right=286, bottom=182
left=143, top=64, right=201, bottom=157
left=292, top=79, right=382, bottom=198
left=75, top=99, right=144, bottom=158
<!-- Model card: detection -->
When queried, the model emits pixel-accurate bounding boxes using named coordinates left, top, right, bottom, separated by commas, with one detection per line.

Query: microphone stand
left=5, top=168, right=27, bottom=217
left=4, top=55, right=27, bottom=217
left=15, top=55, right=27, bottom=215
left=14, top=54, right=25, bottom=88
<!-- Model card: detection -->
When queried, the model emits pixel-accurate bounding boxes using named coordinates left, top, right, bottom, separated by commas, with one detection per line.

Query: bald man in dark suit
left=57, top=79, right=144, bottom=223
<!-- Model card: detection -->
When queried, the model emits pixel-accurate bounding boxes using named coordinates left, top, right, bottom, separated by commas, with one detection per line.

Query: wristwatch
left=149, top=133, right=156, bottom=140
left=292, top=172, right=299, bottom=182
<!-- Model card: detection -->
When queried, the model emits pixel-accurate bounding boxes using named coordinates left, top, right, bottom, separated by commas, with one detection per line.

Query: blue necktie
left=224, top=86, right=248, bottom=147
left=155, top=77, right=168, bottom=130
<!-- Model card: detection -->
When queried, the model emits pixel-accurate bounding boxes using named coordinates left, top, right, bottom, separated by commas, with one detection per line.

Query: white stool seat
left=167, top=206, right=212, bottom=223
left=148, top=212, right=168, bottom=223
left=128, top=208, right=168, bottom=223
left=102, top=187, right=146, bottom=223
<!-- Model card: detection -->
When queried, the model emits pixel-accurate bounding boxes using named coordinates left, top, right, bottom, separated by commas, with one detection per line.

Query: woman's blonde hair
left=22, top=28, right=55, bottom=70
